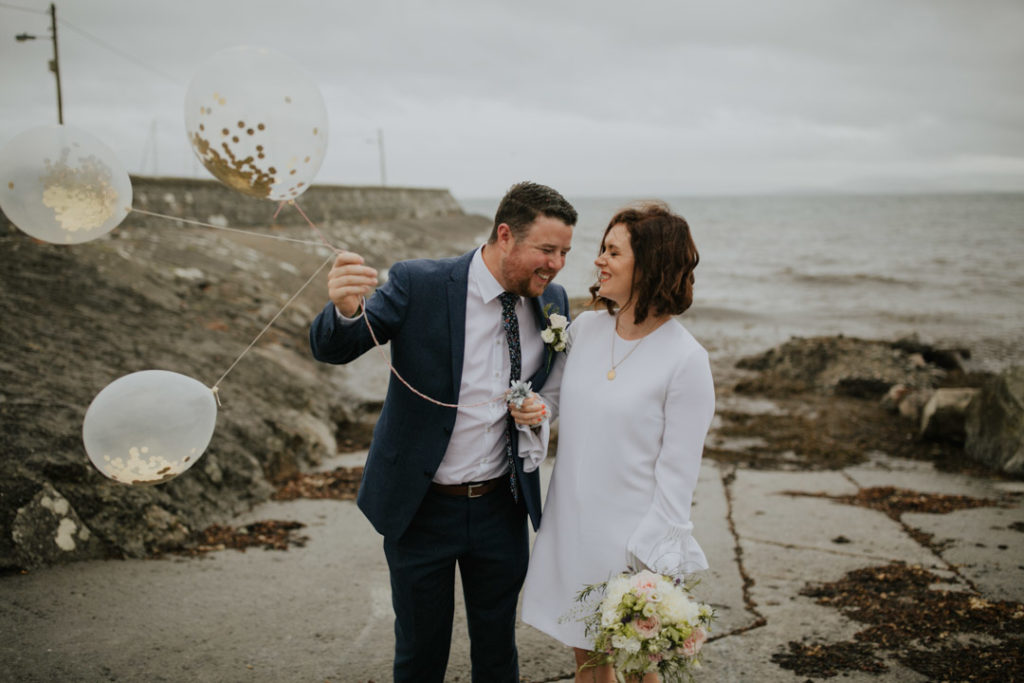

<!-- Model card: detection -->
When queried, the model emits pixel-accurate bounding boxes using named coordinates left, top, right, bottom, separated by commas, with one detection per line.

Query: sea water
left=459, top=192, right=1024, bottom=368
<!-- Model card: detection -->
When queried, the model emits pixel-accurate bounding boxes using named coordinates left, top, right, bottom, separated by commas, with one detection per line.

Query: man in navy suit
left=310, top=181, right=576, bottom=682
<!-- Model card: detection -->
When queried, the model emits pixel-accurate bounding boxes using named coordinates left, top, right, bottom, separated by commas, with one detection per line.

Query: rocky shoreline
left=0, top=206, right=488, bottom=570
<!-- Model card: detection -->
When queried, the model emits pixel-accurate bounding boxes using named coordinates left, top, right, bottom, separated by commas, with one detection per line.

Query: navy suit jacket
left=309, top=249, right=569, bottom=539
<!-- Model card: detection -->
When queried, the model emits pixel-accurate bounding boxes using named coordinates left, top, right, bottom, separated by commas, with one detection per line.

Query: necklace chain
left=608, top=314, right=645, bottom=380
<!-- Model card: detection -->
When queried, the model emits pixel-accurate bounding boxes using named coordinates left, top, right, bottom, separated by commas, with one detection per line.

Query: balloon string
left=128, top=205, right=337, bottom=402
left=210, top=251, right=335, bottom=395
left=128, top=202, right=510, bottom=410
left=285, top=200, right=507, bottom=410
left=354, top=293, right=506, bottom=409
left=129, top=207, right=328, bottom=248
left=287, top=199, right=344, bottom=252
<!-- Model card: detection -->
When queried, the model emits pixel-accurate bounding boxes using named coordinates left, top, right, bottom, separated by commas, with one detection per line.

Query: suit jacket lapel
left=446, top=251, right=474, bottom=401
left=526, top=291, right=560, bottom=387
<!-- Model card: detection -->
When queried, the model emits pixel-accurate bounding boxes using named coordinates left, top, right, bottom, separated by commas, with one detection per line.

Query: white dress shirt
left=433, top=246, right=544, bottom=484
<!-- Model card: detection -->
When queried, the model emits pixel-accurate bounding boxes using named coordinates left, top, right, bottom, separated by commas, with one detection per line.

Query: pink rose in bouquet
left=630, top=569, right=662, bottom=597
left=680, top=627, right=708, bottom=657
left=633, top=614, right=661, bottom=639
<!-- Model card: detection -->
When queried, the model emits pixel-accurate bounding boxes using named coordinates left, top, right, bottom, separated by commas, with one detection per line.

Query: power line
left=0, top=2, right=48, bottom=14
left=58, top=17, right=180, bottom=85
left=5, top=4, right=180, bottom=85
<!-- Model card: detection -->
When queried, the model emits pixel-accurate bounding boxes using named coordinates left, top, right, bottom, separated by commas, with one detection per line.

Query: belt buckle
left=467, top=482, right=486, bottom=498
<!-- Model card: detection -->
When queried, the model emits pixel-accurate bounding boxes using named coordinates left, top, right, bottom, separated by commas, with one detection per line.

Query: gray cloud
left=2, top=0, right=1021, bottom=198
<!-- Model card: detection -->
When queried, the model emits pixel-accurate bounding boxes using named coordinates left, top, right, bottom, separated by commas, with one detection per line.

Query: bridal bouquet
left=577, top=569, right=715, bottom=682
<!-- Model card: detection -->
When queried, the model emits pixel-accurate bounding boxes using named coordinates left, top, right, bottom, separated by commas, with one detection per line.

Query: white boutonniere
left=540, top=303, right=568, bottom=371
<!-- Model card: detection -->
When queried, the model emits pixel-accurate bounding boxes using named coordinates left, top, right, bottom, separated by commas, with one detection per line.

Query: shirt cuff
left=334, top=304, right=362, bottom=321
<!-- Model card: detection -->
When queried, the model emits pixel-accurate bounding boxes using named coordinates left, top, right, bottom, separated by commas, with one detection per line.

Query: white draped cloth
left=520, top=310, right=716, bottom=650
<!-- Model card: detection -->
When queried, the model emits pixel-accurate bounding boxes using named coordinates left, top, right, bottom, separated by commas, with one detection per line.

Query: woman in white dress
left=511, top=202, right=715, bottom=682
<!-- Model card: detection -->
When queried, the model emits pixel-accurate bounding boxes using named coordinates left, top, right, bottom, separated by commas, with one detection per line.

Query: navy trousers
left=383, top=484, right=529, bottom=683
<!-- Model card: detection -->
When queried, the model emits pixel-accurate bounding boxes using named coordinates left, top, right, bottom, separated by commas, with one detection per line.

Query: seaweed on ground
left=773, top=563, right=1024, bottom=679
left=783, top=486, right=1003, bottom=521
left=272, top=466, right=364, bottom=501
left=169, top=520, right=309, bottom=556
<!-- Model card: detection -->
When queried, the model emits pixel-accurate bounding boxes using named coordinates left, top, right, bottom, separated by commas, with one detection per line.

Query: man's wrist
left=334, top=303, right=363, bottom=320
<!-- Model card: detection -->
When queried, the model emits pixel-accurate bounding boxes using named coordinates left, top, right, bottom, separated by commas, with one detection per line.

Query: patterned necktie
left=499, top=291, right=521, bottom=502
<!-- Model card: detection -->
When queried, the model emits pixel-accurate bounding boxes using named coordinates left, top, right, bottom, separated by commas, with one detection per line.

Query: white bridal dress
left=520, top=310, right=716, bottom=650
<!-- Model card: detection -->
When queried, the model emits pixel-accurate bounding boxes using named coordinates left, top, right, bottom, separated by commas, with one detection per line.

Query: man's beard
left=503, top=266, right=554, bottom=297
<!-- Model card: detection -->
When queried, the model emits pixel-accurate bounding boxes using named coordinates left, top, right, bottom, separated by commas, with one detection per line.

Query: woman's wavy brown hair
left=588, top=201, right=699, bottom=325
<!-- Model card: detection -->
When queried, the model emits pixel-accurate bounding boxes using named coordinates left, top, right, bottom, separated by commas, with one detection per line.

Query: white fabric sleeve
left=515, top=417, right=549, bottom=473
left=513, top=316, right=578, bottom=470
left=626, top=344, right=716, bottom=575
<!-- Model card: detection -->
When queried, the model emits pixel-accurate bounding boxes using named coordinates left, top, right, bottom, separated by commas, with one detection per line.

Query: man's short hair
left=488, top=181, right=577, bottom=243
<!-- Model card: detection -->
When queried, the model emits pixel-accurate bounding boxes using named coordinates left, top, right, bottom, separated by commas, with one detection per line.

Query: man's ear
left=495, top=223, right=514, bottom=249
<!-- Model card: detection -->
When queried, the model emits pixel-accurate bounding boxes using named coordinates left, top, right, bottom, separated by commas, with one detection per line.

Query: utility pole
left=15, top=2, right=63, bottom=124
left=139, top=119, right=159, bottom=175
left=49, top=3, right=63, bottom=124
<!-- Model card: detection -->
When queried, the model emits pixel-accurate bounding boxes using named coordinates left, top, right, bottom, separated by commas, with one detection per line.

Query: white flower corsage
left=540, top=303, right=568, bottom=370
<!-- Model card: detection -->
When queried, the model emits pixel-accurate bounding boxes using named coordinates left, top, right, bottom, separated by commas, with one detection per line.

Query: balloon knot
left=211, top=386, right=222, bottom=407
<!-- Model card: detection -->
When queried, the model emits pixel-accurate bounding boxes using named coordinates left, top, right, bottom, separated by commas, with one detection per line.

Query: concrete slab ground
left=1, top=451, right=1021, bottom=682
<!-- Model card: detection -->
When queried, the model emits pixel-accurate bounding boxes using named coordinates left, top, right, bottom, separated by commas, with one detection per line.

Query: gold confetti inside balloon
left=83, top=370, right=218, bottom=485
left=184, top=46, right=329, bottom=201
left=0, top=125, right=132, bottom=244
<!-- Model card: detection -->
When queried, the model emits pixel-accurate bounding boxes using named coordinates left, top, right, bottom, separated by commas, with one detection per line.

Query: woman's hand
left=509, top=393, right=547, bottom=427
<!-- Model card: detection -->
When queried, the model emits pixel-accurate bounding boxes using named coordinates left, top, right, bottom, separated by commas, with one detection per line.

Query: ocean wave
left=686, top=304, right=768, bottom=320
left=780, top=268, right=919, bottom=288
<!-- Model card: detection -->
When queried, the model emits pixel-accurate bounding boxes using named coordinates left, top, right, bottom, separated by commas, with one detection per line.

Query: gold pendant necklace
left=608, top=315, right=644, bottom=380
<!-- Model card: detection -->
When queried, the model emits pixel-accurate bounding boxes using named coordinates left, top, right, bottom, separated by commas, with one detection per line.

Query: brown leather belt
left=430, top=476, right=505, bottom=499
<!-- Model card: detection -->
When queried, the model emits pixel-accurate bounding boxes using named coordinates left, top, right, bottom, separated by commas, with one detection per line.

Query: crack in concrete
left=709, top=464, right=768, bottom=642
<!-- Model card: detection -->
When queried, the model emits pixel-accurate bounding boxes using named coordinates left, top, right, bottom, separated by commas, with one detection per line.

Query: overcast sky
left=2, top=0, right=1022, bottom=200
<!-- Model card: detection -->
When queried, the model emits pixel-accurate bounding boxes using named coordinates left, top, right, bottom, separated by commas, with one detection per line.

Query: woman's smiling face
left=594, top=223, right=634, bottom=306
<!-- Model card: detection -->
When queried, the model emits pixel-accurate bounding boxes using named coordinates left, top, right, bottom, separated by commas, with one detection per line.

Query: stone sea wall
left=129, top=175, right=465, bottom=227
left=0, top=175, right=467, bottom=232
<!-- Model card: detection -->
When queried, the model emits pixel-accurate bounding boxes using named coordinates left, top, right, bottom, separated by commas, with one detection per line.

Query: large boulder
left=965, top=366, right=1024, bottom=474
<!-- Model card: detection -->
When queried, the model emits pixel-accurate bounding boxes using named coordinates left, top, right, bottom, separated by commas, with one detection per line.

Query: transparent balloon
left=0, top=124, right=132, bottom=244
left=184, top=46, right=329, bottom=201
left=83, top=370, right=218, bottom=485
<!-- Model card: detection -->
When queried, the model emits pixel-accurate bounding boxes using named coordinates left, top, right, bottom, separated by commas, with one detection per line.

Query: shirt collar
left=471, top=245, right=516, bottom=306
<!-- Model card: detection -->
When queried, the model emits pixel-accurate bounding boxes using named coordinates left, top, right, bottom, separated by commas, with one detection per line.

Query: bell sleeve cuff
left=626, top=518, right=709, bottom=575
